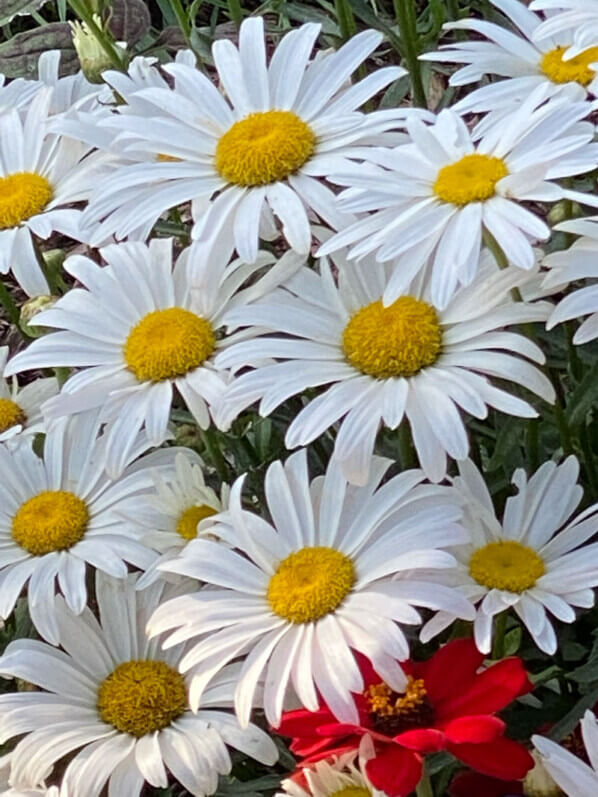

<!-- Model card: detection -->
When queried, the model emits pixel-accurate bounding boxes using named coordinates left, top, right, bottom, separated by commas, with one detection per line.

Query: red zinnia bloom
left=449, top=771, right=524, bottom=796
left=278, top=638, right=534, bottom=796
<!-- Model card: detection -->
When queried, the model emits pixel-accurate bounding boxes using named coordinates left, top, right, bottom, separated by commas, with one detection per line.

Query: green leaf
left=549, top=684, right=598, bottom=741
left=0, top=0, right=50, bottom=26
left=0, top=22, right=77, bottom=78
left=565, top=361, right=598, bottom=426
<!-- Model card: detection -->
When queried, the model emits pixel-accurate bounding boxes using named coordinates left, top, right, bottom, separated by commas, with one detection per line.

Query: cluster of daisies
left=3, top=0, right=598, bottom=794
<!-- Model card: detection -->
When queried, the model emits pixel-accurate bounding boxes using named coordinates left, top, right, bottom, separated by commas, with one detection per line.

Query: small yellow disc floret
left=331, top=789, right=371, bottom=797
left=0, top=172, right=53, bottom=229
left=124, top=307, right=215, bottom=383
left=541, top=46, right=598, bottom=86
left=267, top=546, right=355, bottom=624
left=215, top=110, right=316, bottom=187
left=12, top=491, right=89, bottom=555
left=469, top=540, right=545, bottom=593
left=0, top=398, right=26, bottom=433
left=433, top=154, right=508, bottom=205
left=98, top=659, right=187, bottom=737
left=343, top=296, right=442, bottom=379
left=176, top=504, right=218, bottom=540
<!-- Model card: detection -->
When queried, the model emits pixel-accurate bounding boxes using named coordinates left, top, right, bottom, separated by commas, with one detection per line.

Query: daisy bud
left=547, top=200, right=580, bottom=225
left=19, top=294, right=56, bottom=338
left=524, top=751, right=564, bottom=797
left=70, top=15, right=125, bottom=83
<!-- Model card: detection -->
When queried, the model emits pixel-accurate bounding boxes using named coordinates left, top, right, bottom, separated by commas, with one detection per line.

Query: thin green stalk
left=227, top=0, right=243, bottom=29
left=527, top=418, right=539, bottom=473
left=553, top=390, right=574, bottom=455
left=0, top=280, right=20, bottom=326
left=334, top=0, right=357, bottom=41
left=492, top=611, right=507, bottom=659
left=67, top=0, right=127, bottom=70
left=397, top=422, right=417, bottom=469
left=168, top=0, right=193, bottom=47
left=54, top=368, right=71, bottom=388
left=392, top=0, right=427, bottom=108
left=199, top=428, right=230, bottom=483
left=482, top=228, right=524, bottom=303
left=580, top=423, right=598, bottom=498
left=416, top=770, right=434, bottom=797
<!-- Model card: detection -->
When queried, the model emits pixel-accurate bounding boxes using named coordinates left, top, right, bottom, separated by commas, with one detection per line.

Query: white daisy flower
left=278, top=737, right=384, bottom=797
left=214, top=252, right=554, bottom=485
left=543, top=216, right=598, bottom=343
left=531, top=0, right=598, bottom=58
left=318, top=88, right=598, bottom=308
left=421, top=456, right=598, bottom=655
left=4, top=237, right=304, bottom=477
left=0, top=348, right=57, bottom=444
left=533, top=710, right=598, bottom=796
left=0, top=86, right=108, bottom=296
left=0, top=571, right=278, bottom=797
left=58, top=17, right=408, bottom=260
left=0, top=753, right=60, bottom=796
left=148, top=449, right=475, bottom=728
left=420, top=0, right=598, bottom=133
left=0, top=409, right=193, bottom=644
left=122, top=450, right=229, bottom=589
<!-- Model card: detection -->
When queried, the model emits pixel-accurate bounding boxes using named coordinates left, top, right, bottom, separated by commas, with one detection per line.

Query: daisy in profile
left=0, top=87, right=107, bottom=296
left=0, top=409, right=192, bottom=644
left=421, top=456, right=598, bottom=655
left=543, top=217, right=598, bottom=343
left=149, top=449, right=475, bottom=728
left=0, top=572, right=278, bottom=797
left=5, top=238, right=303, bottom=477
left=0, top=347, right=57, bottom=443
left=533, top=710, right=598, bottom=795
left=215, top=253, right=554, bottom=485
left=531, top=0, right=598, bottom=58
left=421, top=0, right=598, bottom=130
left=123, top=451, right=229, bottom=589
left=60, top=17, right=408, bottom=260
left=318, top=88, right=598, bottom=308
left=279, top=737, right=384, bottom=796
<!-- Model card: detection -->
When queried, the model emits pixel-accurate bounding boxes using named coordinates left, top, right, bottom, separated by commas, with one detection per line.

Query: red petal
left=443, top=715, right=505, bottom=744
left=365, top=745, right=422, bottom=797
left=448, top=737, right=534, bottom=780
left=277, top=708, right=333, bottom=737
left=290, top=736, right=340, bottom=757
left=439, top=658, right=532, bottom=718
left=392, top=728, right=446, bottom=752
left=299, top=743, right=361, bottom=766
left=417, top=639, right=484, bottom=704
left=316, top=723, right=367, bottom=737
left=449, top=771, right=524, bottom=797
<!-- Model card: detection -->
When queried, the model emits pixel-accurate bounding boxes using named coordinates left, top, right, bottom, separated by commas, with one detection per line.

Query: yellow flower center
left=124, top=307, right=215, bottom=383
left=0, top=398, right=26, bottom=433
left=541, top=46, right=598, bottom=85
left=469, top=540, right=545, bottom=593
left=433, top=154, right=508, bottom=206
left=267, top=546, right=355, bottom=624
left=215, top=110, right=316, bottom=187
left=97, top=659, right=187, bottom=737
left=0, top=172, right=53, bottom=229
left=343, top=296, right=442, bottom=379
left=176, top=504, right=218, bottom=540
left=12, top=491, right=89, bottom=556
left=331, top=790, right=371, bottom=797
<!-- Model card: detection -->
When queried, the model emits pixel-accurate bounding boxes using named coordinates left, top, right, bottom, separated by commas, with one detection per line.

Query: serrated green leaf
left=0, top=0, right=49, bottom=26
left=0, top=22, right=77, bottom=78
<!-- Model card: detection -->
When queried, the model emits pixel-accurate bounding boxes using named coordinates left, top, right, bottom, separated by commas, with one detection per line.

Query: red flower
left=449, top=771, right=524, bottom=797
left=277, top=639, right=534, bottom=797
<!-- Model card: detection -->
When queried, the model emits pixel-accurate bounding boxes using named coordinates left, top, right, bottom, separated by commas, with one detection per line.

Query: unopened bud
left=70, top=15, right=125, bottom=84
left=20, top=295, right=57, bottom=338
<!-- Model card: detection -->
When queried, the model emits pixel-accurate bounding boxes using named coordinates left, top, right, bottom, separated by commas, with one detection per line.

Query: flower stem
left=416, top=770, right=434, bottom=797
left=397, top=422, right=417, bottom=469
left=393, top=0, right=427, bottom=107
left=168, top=0, right=193, bottom=48
left=67, top=0, right=127, bottom=70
